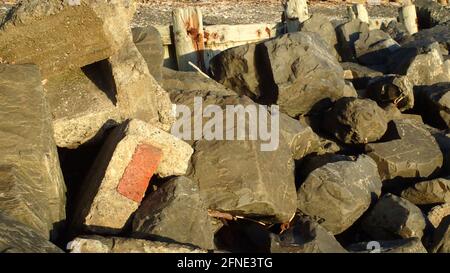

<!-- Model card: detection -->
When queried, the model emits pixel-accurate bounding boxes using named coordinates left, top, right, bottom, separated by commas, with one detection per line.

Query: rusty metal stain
left=265, top=27, right=271, bottom=38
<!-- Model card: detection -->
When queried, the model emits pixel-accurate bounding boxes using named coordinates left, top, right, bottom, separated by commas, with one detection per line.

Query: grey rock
left=415, top=83, right=450, bottom=129
left=347, top=237, right=427, bottom=253
left=336, top=19, right=370, bottom=62
left=322, top=97, right=389, bottom=144
left=402, top=21, right=450, bottom=53
left=365, top=119, right=443, bottom=180
left=263, top=32, right=345, bottom=117
left=0, top=213, right=63, bottom=253
left=431, top=215, right=450, bottom=253
left=0, top=64, right=66, bottom=239
left=401, top=177, right=450, bottom=205
left=366, top=74, right=414, bottom=111
left=297, top=155, right=382, bottom=234
left=415, top=0, right=450, bottom=29
left=132, top=25, right=164, bottom=82
left=362, top=194, right=426, bottom=240
left=271, top=216, right=347, bottom=253
left=341, top=62, right=384, bottom=90
left=132, top=177, right=217, bottom=250
left=380, top=20, right=409, bottom=44
left=354, top=29, right=400, bottom=65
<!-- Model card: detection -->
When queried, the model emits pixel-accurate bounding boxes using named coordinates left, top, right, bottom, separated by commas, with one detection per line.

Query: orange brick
left=117, top=144, right=162, bottom=203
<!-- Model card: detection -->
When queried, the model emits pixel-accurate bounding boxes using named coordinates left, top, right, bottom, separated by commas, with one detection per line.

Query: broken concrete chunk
left=354, top=29, right=400, bottom=65
left=366, top=74, right=414, bottom=111
left=366, top=119, right=443, bottom=180
left=322, top=97, right=389, bottom=144
left=297, top=155, right=382, bottom=234
left=67, top=236, right=207, bottom=253
left=263, top=32, right=345, bottom=117
left=340, top=62, right=384, bottom=90
left=415, top=0, right=450, bottom=29
left=0, top=213, right=63, bottom=253
left=0, top=64, right=66, bottom=239
left=362, top=194, right=426, bottom=240
left=72, top=119, right=193, bottom=234
left=271, top=216, right=347, bottom=253
left=132, top=25, right=164, bottom=82
left=401, top=177, right=450, bottom=205
left=132, top=176, right=217, bottom=250
left=0, top=0, right=136, bottom=77
left=347, top=238, right=427, bottom=253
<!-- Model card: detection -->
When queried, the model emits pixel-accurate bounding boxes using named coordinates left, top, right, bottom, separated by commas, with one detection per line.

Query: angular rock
left=262, top=32, right=345, bottom=117
left=354, top=29, right=400, bottom=65
left=415, top=0, right=450, bottom=29
left=299, top=14, right=340, bottom=60
left=415, top=83, right=450, bottom=129
left=0, top=0, right=135, bottom=77
left=72, top=119, right=193, bottom=234
left=67, top=236, right=207, bottom=253
left=402, top=21, right=450, bottom=53
left=0, top=213, right=63, bottom=253
left=132, top=25, right=164, bottom=82
left=132, top=177, right=217, bottom=250
left=389, top=42, right=450, bottom=86
left=322, top=97, right=389, bottom=144
left=209, top=43, right=263, bottom=100
left=347, top=238, right=427, bottom=253
left=271, top=216, right=347, bottom=253
left=366, top=75, right=414, bottom=111
left=362, top=194, right=426, bottom=240
left=428, top=203, right=450, bottom=228
left=336, top=19, right=370, bottom=62
left=380, top=20, right=409, bottom=44
left=365, top=119, right=443, bottom=180
left=0, top=64, right=66, bottom=239
left=401, top=177, right=450, bottom=205
left=430, top=215, right=450, bottom=253
left=340, top=62, right=384, bottom=89
left=297, top=155, right=382, bottom=234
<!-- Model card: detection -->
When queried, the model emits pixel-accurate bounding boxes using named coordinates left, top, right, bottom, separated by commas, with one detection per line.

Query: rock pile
left=1, top=0, right=450, bottom=253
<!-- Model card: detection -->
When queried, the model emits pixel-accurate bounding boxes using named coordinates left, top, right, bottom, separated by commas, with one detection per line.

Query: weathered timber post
left=172, top=7, right=206, bottom=72
left=283, top=0, right=309, bottom=33
left=399, top=3, right=418, bottom=35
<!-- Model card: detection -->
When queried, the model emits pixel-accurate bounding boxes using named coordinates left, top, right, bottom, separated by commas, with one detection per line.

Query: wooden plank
left=172, top=7, right=206, bottom=72
left=203, top=23, right=279, bottom=46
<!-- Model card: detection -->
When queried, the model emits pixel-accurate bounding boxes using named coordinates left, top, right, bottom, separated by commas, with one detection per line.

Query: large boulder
left=132, top=177, right=217, bottom=250
left=366, top=75, right=415, bottom=112
left=365, top=119, right=443, bottom=180
left=322, top=97, right=389, bottom=144
left=0, top=0, right=135, bottom=77
left=297, top=155, right=382, bottom=234
left=430, top=215, right=450, bottom=253
left=336, top=19, right=370, bottom=62
left=262, top=32, right=345, bottom=117
left=0, top=213, right=63, bottom=253
left=340, top=62, right=384, bottom=90
left=362, top=194, right=426, bottom=240
left=0, top=64, right=66, bottom=239
left=132, top=26, right=164, bottom=82
left=401, top=177, right=450, bottom=205
left=270, top=216, right=347, bottom=253
left=354, top=29, right=400, bottom=65
left=415, top=83, right=450, bottom=129
left=428, top=203, right=450, bottom=228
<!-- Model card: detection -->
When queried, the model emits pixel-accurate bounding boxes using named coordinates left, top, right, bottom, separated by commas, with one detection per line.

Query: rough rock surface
left=271, top=216, right=347, bottom=253
left=354, top=29, right=400, bottom=65
left=336, top=19, right=370, bottom=62
left=365, top=119, right=443, bottom=180
left=297, top=155, right=382, bottom=234
left=430, top=215, right=450, bottom=253
left=401, top=177, right=450, bottom=205
left=366, top=74, right=415, bottom=111
left=0, top=213, right=63, bottom=253
left=362, top=194, right=426, bottom=240
left=67, top=236, right=207, bottom=253
left=132, top=177, right=217, bottom=250
left=132, top=25, right=164, bottom=82
left=347, top=237, right=427, bottom=253
left=415, top=83, right=450, bottom=129
left=262, top=31, right=345, bottom=117
left=380, top=20, right=409, bottom=44
left=0, top=64, right=66, bottom=239
left=0, top=0, right=136, bottom=77
left=340, top=62, right=384, bottom=89
left=322, top=97, right=389, bottom=144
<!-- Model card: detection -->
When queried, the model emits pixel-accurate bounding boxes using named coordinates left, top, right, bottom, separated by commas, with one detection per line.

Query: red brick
left=117, top=143, right=163, bottom=203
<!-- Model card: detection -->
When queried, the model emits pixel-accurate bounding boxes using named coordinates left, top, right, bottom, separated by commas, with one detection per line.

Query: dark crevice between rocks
left=82, top=59, right=117, bottom=105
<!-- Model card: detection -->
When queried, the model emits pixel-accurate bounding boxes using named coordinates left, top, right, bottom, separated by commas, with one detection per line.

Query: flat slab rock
left=67, top=236, right=207, bottom=253
left=365, top=119, right=443, bottom=180
left=0, top=64, right=66, bottom=239
left=297, top=155, right=382, bottom=235
left=401, top=177, right=450, bottom=205
left=0, top=213, right=63, bottom=253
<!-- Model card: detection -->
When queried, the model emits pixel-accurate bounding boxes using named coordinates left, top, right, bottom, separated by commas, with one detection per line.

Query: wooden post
left=399, top=4, right=418, bottom=35
left=284, top=0, right=309, bottom=33
left=351, top=4, right=369, bottom=24
left=172, top=7, right=206, bottom=72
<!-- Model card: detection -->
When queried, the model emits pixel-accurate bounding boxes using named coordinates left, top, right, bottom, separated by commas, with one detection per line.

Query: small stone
left=336, top=19, right=370, bottom=62
left=354, top=29, right=400, bottom=65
